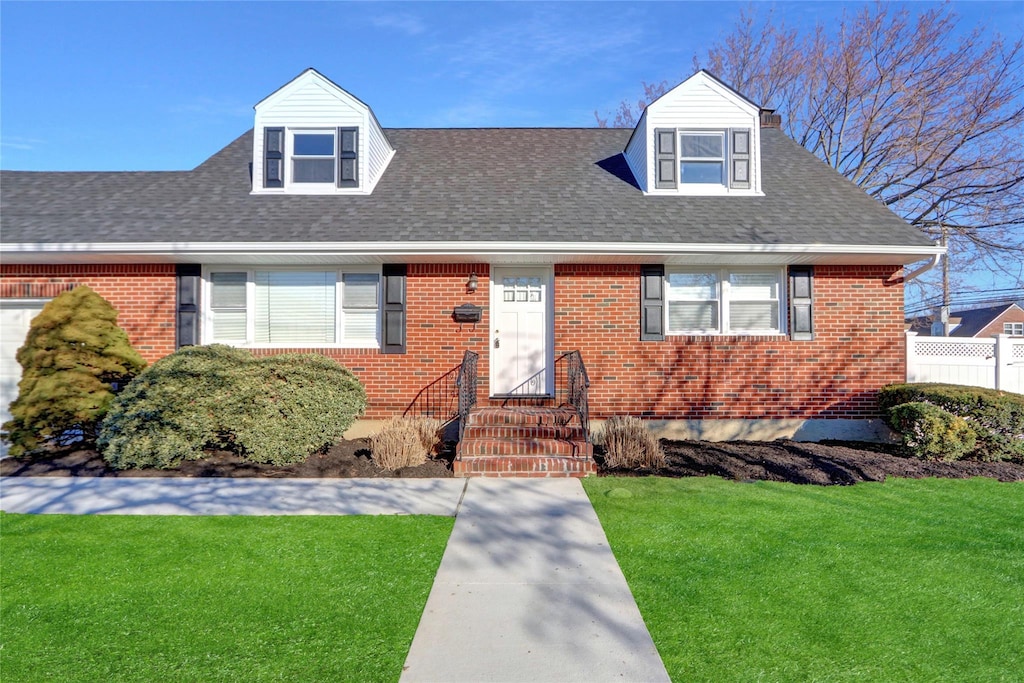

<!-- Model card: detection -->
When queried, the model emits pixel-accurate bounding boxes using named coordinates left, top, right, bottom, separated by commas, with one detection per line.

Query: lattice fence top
left=1014, top=342, right=1024, bottom=360
left=915, top=341, right=995, bottom=358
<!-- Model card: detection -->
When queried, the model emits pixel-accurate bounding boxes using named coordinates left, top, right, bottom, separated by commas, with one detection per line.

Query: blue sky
left=2, top=1, right=1021, bottom=301
left=4, top=1, right=1020, bottom=172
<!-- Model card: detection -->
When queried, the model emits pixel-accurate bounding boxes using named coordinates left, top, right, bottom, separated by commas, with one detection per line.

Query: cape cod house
left=0, top=69, right=943, bottom=474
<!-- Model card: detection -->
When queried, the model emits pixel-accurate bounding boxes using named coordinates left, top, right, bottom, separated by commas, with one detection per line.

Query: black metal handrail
left=455, top=349, right=479, bottom=440
left=556, top=350, right=591, bottom=441
left=403, top=363, right=462, bottom=422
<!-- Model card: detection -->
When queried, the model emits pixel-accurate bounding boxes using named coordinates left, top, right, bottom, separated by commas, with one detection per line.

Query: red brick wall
left=553, top=264, right=905, bottom=420
left=1, top=261, right=905, bottom=420
left=0, top=264, right=178, bottom=360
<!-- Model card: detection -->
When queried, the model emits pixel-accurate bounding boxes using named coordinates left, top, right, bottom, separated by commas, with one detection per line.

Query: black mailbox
left=452, top=304, right=483, bottom=324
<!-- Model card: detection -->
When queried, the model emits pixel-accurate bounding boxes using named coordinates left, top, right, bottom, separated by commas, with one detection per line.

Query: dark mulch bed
left=0, top=439, right=454, bottom=479
left=4, top=438, right=1022, bottom=485
left=601, top=439, right=1024, bottom=485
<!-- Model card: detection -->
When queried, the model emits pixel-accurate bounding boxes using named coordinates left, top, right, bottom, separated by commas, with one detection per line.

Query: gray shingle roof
left=0, top=127, right=934, bottom=247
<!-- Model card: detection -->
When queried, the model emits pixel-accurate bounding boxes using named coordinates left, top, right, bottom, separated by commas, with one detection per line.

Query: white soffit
left=1, top=241, right=945, bottom=266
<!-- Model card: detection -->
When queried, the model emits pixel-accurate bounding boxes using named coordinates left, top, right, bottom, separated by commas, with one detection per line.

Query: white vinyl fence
left=906, top=332, right=1024, bottom=394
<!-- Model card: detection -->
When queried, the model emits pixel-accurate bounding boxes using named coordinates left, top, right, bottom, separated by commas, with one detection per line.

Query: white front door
left=491, top=267, right=552, bottom=396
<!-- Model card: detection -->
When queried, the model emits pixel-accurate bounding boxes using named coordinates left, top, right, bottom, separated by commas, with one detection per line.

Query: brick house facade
left=1, top=70, right=941, bottom=441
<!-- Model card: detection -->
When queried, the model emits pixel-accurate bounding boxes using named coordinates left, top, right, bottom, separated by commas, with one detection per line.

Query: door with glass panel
left=490, top=267, right=552, bottom=396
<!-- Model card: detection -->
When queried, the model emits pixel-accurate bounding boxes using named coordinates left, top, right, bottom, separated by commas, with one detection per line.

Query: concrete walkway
left=0, top=477, right=467, bottom=516
left=400, top=478, right=670, bottom=683
left=1, top=475, right=669, bottom=682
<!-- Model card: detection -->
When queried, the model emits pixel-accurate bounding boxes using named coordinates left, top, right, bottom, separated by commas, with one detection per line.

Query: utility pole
left=941, top=225, right=951, bottom=335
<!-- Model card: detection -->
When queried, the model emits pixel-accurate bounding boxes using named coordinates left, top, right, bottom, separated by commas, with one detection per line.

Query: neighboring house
left=908, top=303, right=1024, bottom=338
left=0, top=68, right=943, bottom=443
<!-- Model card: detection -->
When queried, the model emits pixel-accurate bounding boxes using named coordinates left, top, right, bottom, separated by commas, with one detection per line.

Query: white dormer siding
left=251, top=69, right=395, bottom=195
left=625, top=71, right=763, bottom=196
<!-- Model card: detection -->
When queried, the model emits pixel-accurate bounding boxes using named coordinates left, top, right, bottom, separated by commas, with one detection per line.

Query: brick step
left=462, top=423, right=587, bottom=442
left=466, top=406, right=580, bottom=428
left=458, top=436, right=593, bottom=458
left=454, top=455, right=597, bottom=478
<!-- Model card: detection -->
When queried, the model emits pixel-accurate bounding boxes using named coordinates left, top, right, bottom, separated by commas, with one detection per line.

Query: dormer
left=251, top=69, right=395, bottom=195
left=624, top=70, right=764, bottom=196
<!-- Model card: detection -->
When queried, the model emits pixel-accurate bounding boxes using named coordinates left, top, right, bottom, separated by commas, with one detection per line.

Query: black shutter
left=264, top=128, right=284, bottom=188
left=381, top=264, right=406, bottom=354
left=338, top=127, right=358, bottom=188
left=789, top=266, right=814, bottom=340
left=176, top=264, right=202, bottom=349
left=641, top=265, right=665, bottom=341
left=655, top=128, right=676, bottom=189
left=730, top=128, right=751, bottom=190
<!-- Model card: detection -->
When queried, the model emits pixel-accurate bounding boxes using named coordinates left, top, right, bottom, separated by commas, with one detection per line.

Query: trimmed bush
left=879, top=383, right=1024, bottom=462
left=887, top=402, right=978, bottom=461
left=597, top=416, right=666, bottom=470
left=2, top=286, right=146, bottom=456
left=98, top=346, right=367, bottom=469
left=369, top=417, right=440, bottom=471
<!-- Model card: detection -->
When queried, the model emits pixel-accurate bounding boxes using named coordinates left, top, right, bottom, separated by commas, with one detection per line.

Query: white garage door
left=1, top=300, right=48, bottom=441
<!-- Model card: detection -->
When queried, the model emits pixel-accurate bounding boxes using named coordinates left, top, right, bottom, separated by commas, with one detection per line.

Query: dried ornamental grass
left=370, top=417, right=441, bottom=471
left=599, top=415, right=666, bottom=470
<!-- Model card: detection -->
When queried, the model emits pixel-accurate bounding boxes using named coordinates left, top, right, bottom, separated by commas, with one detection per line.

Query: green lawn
left=585, top=476, right=1024, bottom=682
left=1, top=513, right=453, bottom=682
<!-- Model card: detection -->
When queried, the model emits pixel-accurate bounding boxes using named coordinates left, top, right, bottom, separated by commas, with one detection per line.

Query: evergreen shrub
left=887, top=401, right=978, bottom=461
left=879, top=383, right=1024, bottom=461
left=2, top=286, right=145, bottom=456
left=99, top=345, right=367, bottom=469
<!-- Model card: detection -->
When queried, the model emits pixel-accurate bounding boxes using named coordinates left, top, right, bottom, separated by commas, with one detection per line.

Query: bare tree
left=597, top=3, right=1024, bottom=300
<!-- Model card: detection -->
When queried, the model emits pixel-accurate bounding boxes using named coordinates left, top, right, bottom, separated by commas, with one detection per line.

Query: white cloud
left=369, top=12, right=427, bottom=36
left=1, top=136, right=45, bottom=150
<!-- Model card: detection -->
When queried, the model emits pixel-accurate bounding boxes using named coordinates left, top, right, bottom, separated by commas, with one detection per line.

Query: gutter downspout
left=888, top=253, right=942, bottom=285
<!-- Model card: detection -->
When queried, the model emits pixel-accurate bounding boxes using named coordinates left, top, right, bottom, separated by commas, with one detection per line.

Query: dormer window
left=264, top=127, right=359, bottom=190
left=680, top=132, right=726, bottom=185
left=293, top=132, right=336, bottom=183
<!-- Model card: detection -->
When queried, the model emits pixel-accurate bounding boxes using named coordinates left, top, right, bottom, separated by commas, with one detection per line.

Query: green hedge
left=99, top=345, right=367, bottom=469
left=887, top=402, right=977, bottom=461
left=879, top=383, right=1024, bottom=462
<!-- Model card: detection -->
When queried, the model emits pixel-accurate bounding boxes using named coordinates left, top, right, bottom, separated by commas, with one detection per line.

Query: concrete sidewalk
left=0, top=477, right=467, bottom=516
left=401, top=478, right=670, bottom=683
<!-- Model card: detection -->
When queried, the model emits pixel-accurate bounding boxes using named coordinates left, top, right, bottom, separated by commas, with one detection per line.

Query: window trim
left=679, top=130, right=727, bottom=187
left=202, top=265, right=381, bottom=349
left=290, top=130, right=337, bottom=185
left=665, top=267, right=786, bottom=336
left=1004, top=322, right=1024, bottom=335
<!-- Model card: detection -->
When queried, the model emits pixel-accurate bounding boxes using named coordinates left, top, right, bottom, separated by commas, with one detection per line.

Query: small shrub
left=2, top=286, right=146, bottom=456
left=598, top=416, right=666, bottom=470
left=370, top=417, right=438, bottom=470
left=99, top=346, right=367, bottom=469
left=887, top=402, right=978, bottom=461
left=879, top=383, right=1024, bottom=461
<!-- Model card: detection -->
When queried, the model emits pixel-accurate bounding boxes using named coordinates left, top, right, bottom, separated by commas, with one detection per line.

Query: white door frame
left=489, top=266, right=555, bottom=397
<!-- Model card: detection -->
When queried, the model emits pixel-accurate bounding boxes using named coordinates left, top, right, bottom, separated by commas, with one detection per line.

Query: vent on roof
left=760, top=109, right=782, bottom=128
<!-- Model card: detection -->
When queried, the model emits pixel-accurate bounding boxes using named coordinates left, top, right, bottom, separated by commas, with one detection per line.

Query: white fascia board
left=1, top=241, right=946, bottom=265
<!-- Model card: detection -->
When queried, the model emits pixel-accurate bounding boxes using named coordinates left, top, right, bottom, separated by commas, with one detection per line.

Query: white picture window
left=1005, top=322, right=1024, bottom=335
left=667, top=268, right=783, bottom=334
left=292, top=131, right=335, bottom=184
left=680, top=132, right=725, bottom=185
left=206, top=268, right=380, bottom=347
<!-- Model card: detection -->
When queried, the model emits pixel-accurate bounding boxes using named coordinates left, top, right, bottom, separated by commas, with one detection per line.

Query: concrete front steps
left=454, top=406, right=596, bottom=477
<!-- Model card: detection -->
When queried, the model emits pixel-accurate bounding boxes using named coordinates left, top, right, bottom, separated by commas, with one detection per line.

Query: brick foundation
left=1, top=262, right=905, bottom=421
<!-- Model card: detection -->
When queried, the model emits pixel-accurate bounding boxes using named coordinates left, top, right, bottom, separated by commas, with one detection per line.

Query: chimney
left=760, top=108, right=782, bottom=128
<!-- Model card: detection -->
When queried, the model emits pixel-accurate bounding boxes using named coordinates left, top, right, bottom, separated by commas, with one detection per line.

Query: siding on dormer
left=623, top=109, right=648, bottom=190
left=633, top=72, right=763, bottom=196
left=251, top=70, right=393, bottom=195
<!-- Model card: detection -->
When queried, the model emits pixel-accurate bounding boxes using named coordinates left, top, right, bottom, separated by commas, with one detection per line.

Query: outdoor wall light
left=467, top=272, right=479, bottom=293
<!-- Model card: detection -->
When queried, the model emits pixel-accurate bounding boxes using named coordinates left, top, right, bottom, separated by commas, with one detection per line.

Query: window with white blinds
left=667, top=268, right=782, bottom=334
left=207, top=268, right=380, bottom=347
